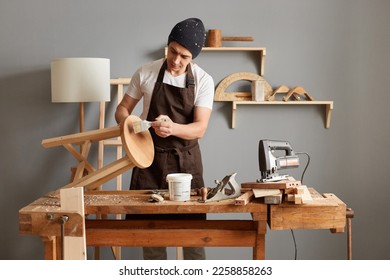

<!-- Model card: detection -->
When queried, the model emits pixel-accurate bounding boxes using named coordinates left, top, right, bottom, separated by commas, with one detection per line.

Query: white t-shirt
left=126, top=58, right=214, bottom=120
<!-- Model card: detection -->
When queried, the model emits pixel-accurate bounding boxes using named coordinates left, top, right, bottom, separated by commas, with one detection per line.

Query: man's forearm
left=115, top=105, right=130, bottom=124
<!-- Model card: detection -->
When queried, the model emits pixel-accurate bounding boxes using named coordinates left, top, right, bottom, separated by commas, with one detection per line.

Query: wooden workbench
left=19, top=188, right=346, bottom=260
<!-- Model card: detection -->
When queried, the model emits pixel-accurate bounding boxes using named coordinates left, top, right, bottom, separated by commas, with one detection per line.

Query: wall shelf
left=164, top=46, right=333, bottom=129
left=231, top=101, right=334, bottom=129
left=165, top=47, right=266, bottom=75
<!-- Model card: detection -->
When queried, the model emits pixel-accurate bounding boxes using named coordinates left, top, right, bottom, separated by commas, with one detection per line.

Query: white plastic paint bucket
left=166, top=173, right=193, bottom=201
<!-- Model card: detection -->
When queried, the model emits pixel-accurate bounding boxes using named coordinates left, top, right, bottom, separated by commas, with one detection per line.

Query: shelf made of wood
left=231, top=100, right=334, bottom=129
left=165, top=47, right=266, bottom=75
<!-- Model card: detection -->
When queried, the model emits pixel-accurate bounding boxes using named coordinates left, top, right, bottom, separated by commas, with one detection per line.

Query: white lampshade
left=51, top=58, right=110, bottom=102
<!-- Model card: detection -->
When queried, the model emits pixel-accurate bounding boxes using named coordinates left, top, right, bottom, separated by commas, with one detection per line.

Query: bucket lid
left=166, top=173, right=193, bottom=181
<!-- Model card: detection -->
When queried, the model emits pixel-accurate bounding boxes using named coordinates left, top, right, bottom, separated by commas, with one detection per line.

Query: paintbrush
left=132, top=117, right=171, bottom=134
left=132, top=120, right=152, bottom=134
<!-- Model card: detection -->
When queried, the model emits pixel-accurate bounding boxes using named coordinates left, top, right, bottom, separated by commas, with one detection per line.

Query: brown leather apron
left=128, top=60, right=205, bottom=220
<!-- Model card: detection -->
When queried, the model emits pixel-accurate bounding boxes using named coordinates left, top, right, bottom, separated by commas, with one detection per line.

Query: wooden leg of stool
left=346, top=208, right=354, bottom=260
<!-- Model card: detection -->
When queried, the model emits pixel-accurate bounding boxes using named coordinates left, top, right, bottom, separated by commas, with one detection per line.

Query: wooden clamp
left=19, top=210, right=84, bottom=237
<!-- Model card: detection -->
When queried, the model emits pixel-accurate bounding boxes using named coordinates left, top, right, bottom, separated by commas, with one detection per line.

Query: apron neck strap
left=157, top=59, right=194, bottom=89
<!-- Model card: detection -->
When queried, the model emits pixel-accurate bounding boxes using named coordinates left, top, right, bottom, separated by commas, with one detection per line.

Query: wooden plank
left=86, top=219, right=256, bottom=230
left=85, top=219, right=259, bottom=247
left=242, top=180, right=301, bottom=190
left=252, top=189, right=281, bottom=198
left=87, top=228, right=257, bottom=247
left=60, top=187, right=86, bottom=260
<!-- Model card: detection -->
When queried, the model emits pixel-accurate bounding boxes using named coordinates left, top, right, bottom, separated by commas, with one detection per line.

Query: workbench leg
left=253, top=234, right=265, bottom=260
left=42, top=236, right=58, bottom=260
left=253, top=234, right=266, bottom=260
left=252, top=212, right=267, bottom=260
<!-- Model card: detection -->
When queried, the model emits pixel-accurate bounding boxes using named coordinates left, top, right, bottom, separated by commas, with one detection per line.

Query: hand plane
left=258, top=139, right=299, bottom=182
left=200, top=173, right=241, bottom=203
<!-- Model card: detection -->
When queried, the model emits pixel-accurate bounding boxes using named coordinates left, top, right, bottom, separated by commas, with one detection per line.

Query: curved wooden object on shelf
left=283, top=86, right=314, bottom=101
left=214, top=72, right=273, bottom=101
left=267, top=85, right=290, bottom=101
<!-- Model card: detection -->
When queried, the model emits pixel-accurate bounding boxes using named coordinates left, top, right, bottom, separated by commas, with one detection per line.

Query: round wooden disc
left=120, top=115, right=154, bottom=168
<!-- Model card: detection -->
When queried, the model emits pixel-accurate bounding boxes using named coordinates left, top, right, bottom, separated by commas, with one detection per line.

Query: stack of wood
left=240, top=177, right=313, bottom=205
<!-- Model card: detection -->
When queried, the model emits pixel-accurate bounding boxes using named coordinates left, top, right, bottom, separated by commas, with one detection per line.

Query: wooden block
left=294, top=194, right=302, bottom=204
left=301, top=186, right=313, bottom=203
left=284, top=188, right=296, bottom=194
left=286, top=194, right=295, bottom=202
left=252, top=80, right=265, bottom=101
left=235, top=191, right=254, bottom=205
left=264, top=193, right=283, bottom=204
left=295, top=186, right=305, bottom=194
left=252, top=189, right=282, bottom=205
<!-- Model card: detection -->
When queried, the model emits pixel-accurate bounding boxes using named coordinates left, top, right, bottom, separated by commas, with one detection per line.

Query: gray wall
left=1, top=0, right=389, bottom=260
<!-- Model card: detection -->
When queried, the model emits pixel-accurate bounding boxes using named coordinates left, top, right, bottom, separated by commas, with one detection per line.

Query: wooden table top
left=19, top=187, right=347, bottom=238
left=19, top=189, right=266, bottom=216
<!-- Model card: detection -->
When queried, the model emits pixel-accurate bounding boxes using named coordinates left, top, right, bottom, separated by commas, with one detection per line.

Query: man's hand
left=151, top=115, right=173, bottom=138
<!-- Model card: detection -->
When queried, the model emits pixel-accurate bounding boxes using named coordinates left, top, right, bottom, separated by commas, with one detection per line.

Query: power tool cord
left=290, top=229, right=297, bottom=260
left=297, top=152, right=310, bottom=183
left=290, top=152, right=310, bottom=260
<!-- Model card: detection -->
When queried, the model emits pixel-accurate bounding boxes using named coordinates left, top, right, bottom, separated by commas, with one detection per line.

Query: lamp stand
left=79, top=102, right=85, bottom=133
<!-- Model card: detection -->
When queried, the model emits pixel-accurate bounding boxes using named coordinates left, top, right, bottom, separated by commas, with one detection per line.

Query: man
left=115, top=18, right=214, bottom=260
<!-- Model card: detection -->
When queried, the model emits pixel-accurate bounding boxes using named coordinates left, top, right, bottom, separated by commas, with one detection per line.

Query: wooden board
left=86, top=220, right=259, bottom=247
left=60, top=187, right=86, bottom=260
left=242, top=180, right=301, bottom=190
left=268, top=188, right=346, bottom=231
left=252, top=189, right=281, bottom=198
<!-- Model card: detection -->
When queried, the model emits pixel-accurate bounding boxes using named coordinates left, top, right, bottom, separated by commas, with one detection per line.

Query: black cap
left=167, top=18, right=206, bottom=59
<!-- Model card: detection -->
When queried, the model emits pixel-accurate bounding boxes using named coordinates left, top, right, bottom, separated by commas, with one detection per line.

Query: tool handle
left=222, top=36, right=254, bottom=42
